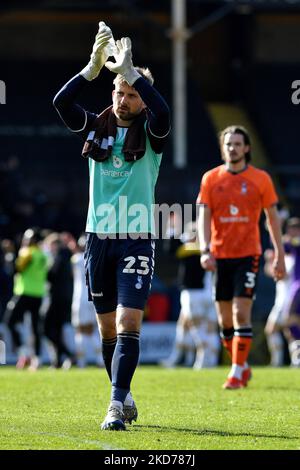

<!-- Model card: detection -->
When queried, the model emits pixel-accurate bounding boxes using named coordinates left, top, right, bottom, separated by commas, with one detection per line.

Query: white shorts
left=180, top=289, right=216, bottom=321
left=72, top=298, right=96, bottom=327
left=72, top=253, right=97, bottom=327
left=267, top=278, right=291, bottom=327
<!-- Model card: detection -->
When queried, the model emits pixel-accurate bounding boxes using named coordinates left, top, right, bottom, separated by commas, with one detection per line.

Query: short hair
left=43, top=232, right=61, bottom=247
left=219, top=125, right=251, bottom=162
left=113, top=66, right=154, bottom=87
left=23, top=227, right=42, bottom=245
left=286, top=217, right=300, bottom=229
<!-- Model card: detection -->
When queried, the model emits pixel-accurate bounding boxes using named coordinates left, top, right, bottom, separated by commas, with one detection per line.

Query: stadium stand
left=244, top=64, right=300, bottom=215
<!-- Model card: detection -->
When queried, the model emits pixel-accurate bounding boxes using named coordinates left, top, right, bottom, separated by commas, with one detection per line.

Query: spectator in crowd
left=264, top=215, right=295, bottom=366
left=5, top=228, right=48, bottom=370
left=0, top=244, right=13, bottom=343
left=281, top=217, right=300, bottom=367
left=72, top=234, right=103, bottom=368
left=162, top=211, right=183, bottom=256
left=161, top=221, right=220, bottom=369
left=43, top=233, right=75, bottom=368
left=1, top=239, right=16, bottom=280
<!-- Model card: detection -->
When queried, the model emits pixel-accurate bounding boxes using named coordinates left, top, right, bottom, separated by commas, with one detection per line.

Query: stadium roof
left=2, top=0, right=300, bottom=12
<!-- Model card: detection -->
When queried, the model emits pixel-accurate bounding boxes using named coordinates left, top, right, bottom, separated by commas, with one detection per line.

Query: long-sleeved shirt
left=53, top=73, right=170, bottom=235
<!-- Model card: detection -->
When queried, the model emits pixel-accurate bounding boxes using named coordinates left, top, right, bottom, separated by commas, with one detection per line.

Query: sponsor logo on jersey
left=241, top=182, right=247, bottom=194
left=113, top=155, right=123, bottom=169
left=101, top=169, right=131, bottom=178
left=230, top=204, right=239, bottom=216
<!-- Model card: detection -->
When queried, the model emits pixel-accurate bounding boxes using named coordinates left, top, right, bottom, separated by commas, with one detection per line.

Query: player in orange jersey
left=197, top=125, right=286, bottom=389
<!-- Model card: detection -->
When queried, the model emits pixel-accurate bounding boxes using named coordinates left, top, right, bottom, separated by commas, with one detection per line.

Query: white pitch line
left=4, top=427, right=125, bottom=450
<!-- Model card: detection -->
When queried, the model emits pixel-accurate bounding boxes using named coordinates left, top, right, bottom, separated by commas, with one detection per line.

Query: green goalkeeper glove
left=105, top=37, right=140, bottom=86
left=80, top=21, right=113, bottom=81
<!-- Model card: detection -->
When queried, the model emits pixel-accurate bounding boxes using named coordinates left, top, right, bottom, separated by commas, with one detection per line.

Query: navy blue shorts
left=84, top=233, right=155, bottom=314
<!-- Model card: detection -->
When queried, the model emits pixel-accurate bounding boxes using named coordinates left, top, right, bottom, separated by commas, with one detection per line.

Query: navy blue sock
left=102, top=337, right=117, bottom=381
left=111, top=331, right=140, bottom=404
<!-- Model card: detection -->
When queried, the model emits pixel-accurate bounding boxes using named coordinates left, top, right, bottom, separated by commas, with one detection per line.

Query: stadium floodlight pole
left=171, top=0, right=190, bottom=169
left=169, top=1, right=235, bottom=169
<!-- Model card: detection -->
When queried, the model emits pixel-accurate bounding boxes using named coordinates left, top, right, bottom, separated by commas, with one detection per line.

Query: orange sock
left=222, top=338, right=233, bottom=360
left=221, top=328, right=234, bottom=361
left=232, top=336, right=252, bottom=366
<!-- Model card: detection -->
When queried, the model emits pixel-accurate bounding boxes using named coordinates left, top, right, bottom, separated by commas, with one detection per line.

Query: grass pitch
left=0, top=366, right=299, bottom=450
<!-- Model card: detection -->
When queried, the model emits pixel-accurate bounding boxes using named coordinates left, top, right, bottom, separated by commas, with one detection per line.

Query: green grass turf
left=0, top=366, right=299, bottom=450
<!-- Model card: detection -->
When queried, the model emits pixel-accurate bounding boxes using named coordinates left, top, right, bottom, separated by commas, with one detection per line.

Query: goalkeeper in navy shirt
left=53, top=21, right=170, bottom=430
